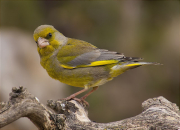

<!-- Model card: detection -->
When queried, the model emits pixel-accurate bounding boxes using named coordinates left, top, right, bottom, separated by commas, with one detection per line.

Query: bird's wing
left=57, top=39, right=141, bottom=69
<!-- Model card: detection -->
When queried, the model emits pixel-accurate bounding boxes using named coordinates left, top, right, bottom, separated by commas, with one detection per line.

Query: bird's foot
left=74, top=98, right=89, bottom=107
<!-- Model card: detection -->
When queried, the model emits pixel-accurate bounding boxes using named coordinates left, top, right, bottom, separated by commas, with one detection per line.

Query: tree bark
left=0, top=86, right=180, bottom=130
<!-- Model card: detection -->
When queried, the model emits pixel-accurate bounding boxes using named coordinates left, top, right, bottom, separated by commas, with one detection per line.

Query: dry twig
left=0, top=86, right=180, bottom=130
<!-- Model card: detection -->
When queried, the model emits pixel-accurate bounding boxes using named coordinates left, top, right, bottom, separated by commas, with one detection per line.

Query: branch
left=0, top=86, right=180, bottom=130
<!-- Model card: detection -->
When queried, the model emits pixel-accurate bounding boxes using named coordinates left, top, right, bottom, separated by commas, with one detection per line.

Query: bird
left=33, top=25, right=160, bottom=103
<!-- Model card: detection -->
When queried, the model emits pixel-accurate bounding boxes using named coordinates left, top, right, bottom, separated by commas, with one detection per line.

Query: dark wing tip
left=121, top=57, right=143, bottom=61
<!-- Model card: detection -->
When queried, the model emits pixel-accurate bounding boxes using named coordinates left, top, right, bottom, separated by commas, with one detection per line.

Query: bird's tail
left=120, top=56, right=161, bottom=69
left=110, top=60, right=161, bottom=77
left=123, top=61, right=161, bottom=70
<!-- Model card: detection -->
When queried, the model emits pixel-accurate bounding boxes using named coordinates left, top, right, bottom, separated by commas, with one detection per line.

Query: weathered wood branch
left=0, top=86, right=180, bottom=130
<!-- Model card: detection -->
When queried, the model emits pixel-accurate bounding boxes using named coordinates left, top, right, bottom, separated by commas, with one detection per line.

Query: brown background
left=1, top=1, right=179, bottom=130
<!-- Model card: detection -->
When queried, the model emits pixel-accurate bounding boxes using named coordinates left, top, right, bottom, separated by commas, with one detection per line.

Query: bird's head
left=33, top=25, right=67, bottom=56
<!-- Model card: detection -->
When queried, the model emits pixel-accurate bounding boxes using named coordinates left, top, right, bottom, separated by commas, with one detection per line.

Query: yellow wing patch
left=60, top=64, right=75, bottom=69
left=89, top=60, right=119, bottom=66
left=61, top=60, right=119, bottom=69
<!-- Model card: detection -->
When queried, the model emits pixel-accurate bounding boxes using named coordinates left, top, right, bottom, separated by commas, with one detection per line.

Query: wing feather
left=57, top=38, right=142, bottom=69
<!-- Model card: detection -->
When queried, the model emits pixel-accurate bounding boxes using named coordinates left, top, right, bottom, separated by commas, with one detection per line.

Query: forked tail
left=110, top=61, right=161, bottom=77
left=124, top=62, right=161, bottom=69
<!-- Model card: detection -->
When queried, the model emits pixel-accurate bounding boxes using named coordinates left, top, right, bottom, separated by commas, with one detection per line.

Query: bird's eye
left=48, top=33, right=52, bottom=37
left=47, top=33, right=52, bottom=38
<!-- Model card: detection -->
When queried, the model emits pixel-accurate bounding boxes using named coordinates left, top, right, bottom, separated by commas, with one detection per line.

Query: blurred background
left=0, top=0, right=179, bottom=130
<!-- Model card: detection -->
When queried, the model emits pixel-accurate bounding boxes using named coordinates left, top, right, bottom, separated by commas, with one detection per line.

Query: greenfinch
left=33, top=25, right=159, bottom=101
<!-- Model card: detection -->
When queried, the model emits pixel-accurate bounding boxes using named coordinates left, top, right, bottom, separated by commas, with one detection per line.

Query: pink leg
left=65, top=88, right=89, bottom=100
left=80, top=86, right=99, bottom=100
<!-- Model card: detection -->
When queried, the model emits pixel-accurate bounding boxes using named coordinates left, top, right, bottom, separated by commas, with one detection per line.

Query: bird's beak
left=37, top=37, right=49, bottom=48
